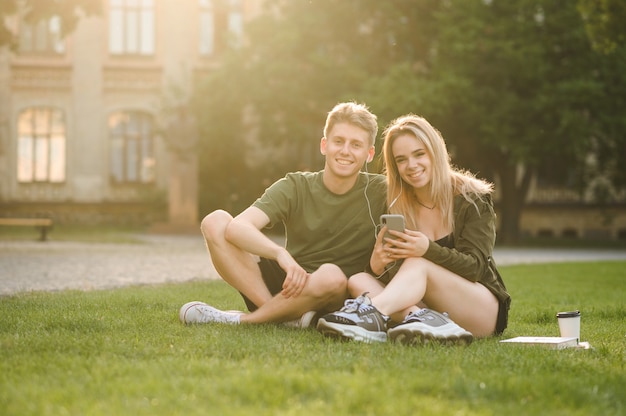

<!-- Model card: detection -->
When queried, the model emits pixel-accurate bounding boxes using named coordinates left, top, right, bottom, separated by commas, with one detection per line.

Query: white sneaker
left=179, top=301, right=242, bottom=325
left=282, top=311, right=318, bottom=329
left=387, top=309, right=473, bottom=345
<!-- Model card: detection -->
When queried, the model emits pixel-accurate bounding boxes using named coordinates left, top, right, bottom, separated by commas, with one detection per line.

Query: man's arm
left=225, top=206, right=308, bottom=298
left=225, top=206, right=284, bottom=260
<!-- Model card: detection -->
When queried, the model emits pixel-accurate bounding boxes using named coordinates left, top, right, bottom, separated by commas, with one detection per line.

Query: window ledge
left=103, top=57, right=163, bottom=71
left=11, top=59, right=72, bottom=69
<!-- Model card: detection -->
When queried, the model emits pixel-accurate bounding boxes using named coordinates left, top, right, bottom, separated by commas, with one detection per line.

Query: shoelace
left=406, top=309, right=427, bottom=322
left=406, top=309, right=449, bottom=322
left=340, top=294, right=370, bottom=313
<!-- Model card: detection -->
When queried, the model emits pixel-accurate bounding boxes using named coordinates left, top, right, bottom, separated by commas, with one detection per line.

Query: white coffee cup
left=556, top=310, right=581, bottom=342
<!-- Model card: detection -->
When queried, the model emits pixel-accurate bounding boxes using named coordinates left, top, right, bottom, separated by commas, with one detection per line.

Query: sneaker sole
left=317, top=318, right=387, bottom=343
left=283, top=311, right=319, bottom=329
left=179, top=301, right=207, bottom=324
left=300, top=311, right=319, bottom=328
left=388, top=324, right=473, bottom=346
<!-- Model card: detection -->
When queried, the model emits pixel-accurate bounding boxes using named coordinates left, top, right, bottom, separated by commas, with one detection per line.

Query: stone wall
left=516, top=204, right=626, bottom=240
left=0, top=202, right=166, bottom=226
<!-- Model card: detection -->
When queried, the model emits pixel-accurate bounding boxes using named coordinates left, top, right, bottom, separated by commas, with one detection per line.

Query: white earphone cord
left=363, top=162, right=378, bottom=240
left=364, top=162, right=401, bottom=279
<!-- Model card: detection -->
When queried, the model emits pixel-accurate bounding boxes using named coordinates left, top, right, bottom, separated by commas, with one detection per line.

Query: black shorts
left=495, top=296, right=511, bottom=335
left=240, top=258, right=286, bottom=312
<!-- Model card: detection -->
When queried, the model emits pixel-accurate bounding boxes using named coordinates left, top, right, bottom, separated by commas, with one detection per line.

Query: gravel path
left=0, top=235, right=218, bottom=296
left=1, top=235, right=625, bottom=296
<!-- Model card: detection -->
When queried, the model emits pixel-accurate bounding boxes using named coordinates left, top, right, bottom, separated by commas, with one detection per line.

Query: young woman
left=316, top=114, right=511, bottom=344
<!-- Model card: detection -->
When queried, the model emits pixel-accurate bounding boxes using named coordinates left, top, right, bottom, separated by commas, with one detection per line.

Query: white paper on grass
left=499, top=336, right=579, bottom=349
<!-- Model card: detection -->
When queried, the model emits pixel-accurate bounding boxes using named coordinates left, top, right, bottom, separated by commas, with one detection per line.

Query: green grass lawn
left=1, top=262, right=624, bottom=416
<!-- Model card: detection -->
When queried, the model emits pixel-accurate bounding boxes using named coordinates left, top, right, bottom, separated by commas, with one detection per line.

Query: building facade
left=0, top=0, right=260, bottom=227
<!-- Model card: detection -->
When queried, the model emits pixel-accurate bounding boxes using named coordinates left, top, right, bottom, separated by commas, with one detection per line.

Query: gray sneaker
left=179, top=301, right=242, bottom=325
left=316, top=293, right=389, bottom=343
left=387, top=309, right=473, bottom=345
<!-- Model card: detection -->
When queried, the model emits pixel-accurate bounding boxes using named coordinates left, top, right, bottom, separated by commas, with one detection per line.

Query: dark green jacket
left=423, top=194, right=510, bottom=307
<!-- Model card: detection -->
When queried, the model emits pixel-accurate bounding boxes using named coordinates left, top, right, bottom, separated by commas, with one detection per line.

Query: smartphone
left=380, top=214, right=405, bottom=241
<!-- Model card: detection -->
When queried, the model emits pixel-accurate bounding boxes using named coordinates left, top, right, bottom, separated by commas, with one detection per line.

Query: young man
left=179, top=102, right=387, bottom=327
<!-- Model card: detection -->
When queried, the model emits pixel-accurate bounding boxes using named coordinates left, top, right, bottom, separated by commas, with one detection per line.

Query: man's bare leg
left=201, top=210, right=272, bottom=307
left=241, top=263, right=347, bottom=324
left=180, top=261, right=348, bottom=325
left=200, top=211, right=348, bottom=324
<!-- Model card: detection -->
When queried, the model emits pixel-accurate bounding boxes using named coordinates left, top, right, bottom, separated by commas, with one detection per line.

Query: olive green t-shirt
left=253, top=171, right=387, bottom=277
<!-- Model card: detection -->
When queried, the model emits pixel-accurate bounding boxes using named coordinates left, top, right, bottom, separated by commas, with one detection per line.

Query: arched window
left=109, top=111, right=155, bottom=183
left=17, top=107, right=66, bottom=183
left=109, top=0, right=155, bottom=56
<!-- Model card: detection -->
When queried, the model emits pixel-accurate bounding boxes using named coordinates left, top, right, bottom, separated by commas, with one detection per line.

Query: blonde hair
left=324, top=102, right=378, bottom=146
left=382, top=114, right=493, bottom=232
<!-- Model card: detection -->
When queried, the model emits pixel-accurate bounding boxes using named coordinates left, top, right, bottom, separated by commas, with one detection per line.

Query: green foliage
left=416, top=0, right=625, bottom=242
left=0, top=0, right=101, bottom=49
left=433, top=1, right=596, bottom=158
left=577, top=0, right=626, bottom=53
left=193, top=55, right=256, bottom=214
left=193, top=1, right=443, bottom=214
left=191, top=0, right=626, bottom=242
left=1, top=262, right=625, bottom=415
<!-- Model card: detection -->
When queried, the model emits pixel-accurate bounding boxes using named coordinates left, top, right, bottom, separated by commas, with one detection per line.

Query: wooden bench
left=0, top=218, right=53, bottom=241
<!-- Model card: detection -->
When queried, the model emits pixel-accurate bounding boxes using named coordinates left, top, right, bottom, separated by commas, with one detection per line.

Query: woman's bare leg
left=371, top=257, right=498, bottom=337
left=348, top=273, right=416, bottom=323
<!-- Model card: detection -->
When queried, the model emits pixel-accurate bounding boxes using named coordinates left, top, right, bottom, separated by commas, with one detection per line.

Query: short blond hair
left=324, top=102, right=378, bottom=146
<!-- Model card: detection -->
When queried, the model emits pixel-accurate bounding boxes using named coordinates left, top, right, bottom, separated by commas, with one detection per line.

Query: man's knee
left=312, top=263, right=347, bottom=296
left=200, top=210, right=232, bottom=241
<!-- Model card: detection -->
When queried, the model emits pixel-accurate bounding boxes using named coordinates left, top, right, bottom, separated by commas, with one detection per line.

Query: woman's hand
left=276, top=248, right=310, bottom=298
left=384, top=229, right=429, bottom=259
left=368, top=226, right=400, bottom=274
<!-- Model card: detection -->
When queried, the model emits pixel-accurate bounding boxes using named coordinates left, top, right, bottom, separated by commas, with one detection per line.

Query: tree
left=577, top=0, right=626, bottom=53
left=193, top=54, right=256, bottom=215
left=410, top=1, right=610, bottom=243
left=193, top=0, right=441, bottom=212
left=0, top=0, right=100, bottom=49
left=576, top=0, right=626, bottom=198
left=420, top=1, right=626, bottom=242
left=192, top=0, right=625, bottom=241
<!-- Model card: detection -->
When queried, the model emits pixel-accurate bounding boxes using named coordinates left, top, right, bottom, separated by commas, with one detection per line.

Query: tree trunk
left=495, top=156, right=533, bottom=245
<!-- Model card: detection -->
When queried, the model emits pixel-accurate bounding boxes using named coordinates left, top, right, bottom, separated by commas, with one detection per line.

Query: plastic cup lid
left=556, top=310, right=580, bottom=318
